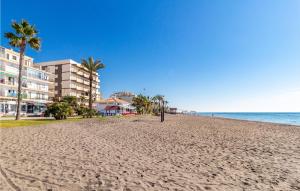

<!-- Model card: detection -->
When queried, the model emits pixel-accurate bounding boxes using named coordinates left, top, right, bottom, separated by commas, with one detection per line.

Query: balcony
left=7, top=82, right=17, bottom=86
left=71, top=69, right=77, bottom=73
left=7, top=93, right=17, bottom=97
left=76, top=78, right=83, bottom=83
left=70, top=83, right=77, bottom=89
left=70, top=76, right=77, bottom=81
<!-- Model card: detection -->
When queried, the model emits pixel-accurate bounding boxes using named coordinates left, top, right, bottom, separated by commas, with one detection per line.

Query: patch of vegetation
left=45, top=96, right=99, bottom=120
left=132, top=94, right=168, bottom=115
left=0, top=118, right=82, bottom=128
left=45, top=102, right=74, bottom=120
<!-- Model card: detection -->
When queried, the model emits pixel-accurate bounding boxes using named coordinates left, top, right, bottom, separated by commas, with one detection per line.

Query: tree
left=4, top=20, right=41, bottom=120
left=132, top=94, right=152, bottom=114
left=62, top=95, right=78, bottom=108
left=81, top=57, right=105, bottom=110
left=45, top=102, right=73, bottom=120
left=79, top=95, right=87, bottom=106
left=152, top=95, right=164, bottom=115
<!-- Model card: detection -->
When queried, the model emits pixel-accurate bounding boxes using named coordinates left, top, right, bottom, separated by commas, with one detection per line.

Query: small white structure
left=96, top=97, right=136, bottom=116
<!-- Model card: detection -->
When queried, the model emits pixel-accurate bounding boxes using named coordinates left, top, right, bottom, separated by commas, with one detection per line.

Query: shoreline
left=191, top=112, right=300, bottom=127
left=196, top=114, right=300, bottom=127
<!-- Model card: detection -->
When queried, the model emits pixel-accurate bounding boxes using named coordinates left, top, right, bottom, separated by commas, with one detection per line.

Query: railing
left=71, top=69, right=77, bottom=73
left=71, top=84, right=77, bottom=89
left=7, top=93, right=17, bottom=97
left=7, top=82, right=17, bottom=86
left=70, top=76, right=77, bottom=81
left=77, top=78, right=83, bottom=83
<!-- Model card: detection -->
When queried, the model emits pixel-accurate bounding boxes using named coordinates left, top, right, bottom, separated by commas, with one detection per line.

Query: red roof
left=104, top=106, right=120, bottom=110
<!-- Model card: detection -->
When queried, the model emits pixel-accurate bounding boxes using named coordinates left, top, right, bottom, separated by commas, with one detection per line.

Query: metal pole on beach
left=161, top=100, right=165, bottom=122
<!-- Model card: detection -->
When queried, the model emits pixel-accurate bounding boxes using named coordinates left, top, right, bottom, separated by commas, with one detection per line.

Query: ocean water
left=198, top=112, right=300, bottom=126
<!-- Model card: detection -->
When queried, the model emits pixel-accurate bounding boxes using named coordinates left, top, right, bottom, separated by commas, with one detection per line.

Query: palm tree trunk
left=161, top=100, right=164, bottom=122
left=16, top=45, right=25, bottom=120
left=89, top=75, right=93, bottom=110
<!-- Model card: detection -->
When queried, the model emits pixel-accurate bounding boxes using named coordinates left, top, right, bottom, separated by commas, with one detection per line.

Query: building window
left=8, top=77, right=15, bottom=85
left=21, top=105, right=26, bottom=112
left=6, top=54, right=9, bottom=60
left=12, top=56, right=17, bottom=60
left=0, top=48, right=5, bottom=58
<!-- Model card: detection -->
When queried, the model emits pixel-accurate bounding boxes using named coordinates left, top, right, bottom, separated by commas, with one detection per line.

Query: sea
left=197, top=112, right=300, bottom=126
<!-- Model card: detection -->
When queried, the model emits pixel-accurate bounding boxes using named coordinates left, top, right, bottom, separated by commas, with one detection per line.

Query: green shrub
left=62, top=96, right=78, bottom=108
left=75, top=106, right=86, bottom=116
left=45, top=102, right=73, bottom=120
left=82, top=108, right=98, bottom=118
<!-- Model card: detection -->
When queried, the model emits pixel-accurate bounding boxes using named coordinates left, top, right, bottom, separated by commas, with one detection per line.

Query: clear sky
left=1, top=0, right=300, bottom=112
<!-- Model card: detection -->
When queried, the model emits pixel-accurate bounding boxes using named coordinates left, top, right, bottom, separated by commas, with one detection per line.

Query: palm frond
left=81, top=57, right=105, bottom=72
left=28, top=37, right=41, bottom=50
left=4, top=32, right=22, bottom=47
left=81, top=59, right=91, bottom=71
left=11, top=21, right=23, bottom=34
left=88, top=57, right=94, bottom=66
left=4, top=32, right=18, bottom=39
left=23, top=25, right=36, bottom=36
left=20, top=19, right=30, bottom=29
left=95, top=62, right=105, bottom=70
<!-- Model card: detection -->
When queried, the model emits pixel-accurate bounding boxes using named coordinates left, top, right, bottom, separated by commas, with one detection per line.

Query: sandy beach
left=0, top=115, right=299, bottom=191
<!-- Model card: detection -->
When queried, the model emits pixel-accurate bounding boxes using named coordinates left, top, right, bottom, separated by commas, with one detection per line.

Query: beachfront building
left=96, top=97, right=136, bottom=116
left=37, top=59, right=102, bottom=106
left=0, top=46, right=54, bottom=116
left=168, top=108, right=178, bottom=114
left=110, top=91, right=136, bottom=103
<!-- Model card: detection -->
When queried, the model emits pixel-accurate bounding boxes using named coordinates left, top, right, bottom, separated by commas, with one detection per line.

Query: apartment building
left=0, top=46, right=54, bottom=116
left=38, top=59, right=102, bottom=106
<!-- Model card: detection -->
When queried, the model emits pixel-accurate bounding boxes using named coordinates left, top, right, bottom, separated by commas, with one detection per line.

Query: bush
left=45, top=102, right=73, bottom=120
left=82, top=108, right=98, bottom=118
left=75, top=106, right=86, bottom=116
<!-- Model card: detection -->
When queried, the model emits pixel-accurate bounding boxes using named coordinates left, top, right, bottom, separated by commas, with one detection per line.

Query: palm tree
left=79, top=95, right=87, bottom=106
left=132, top=94, right=154, bottom=114
left=4, top=20, right=41, bottom=120
left=151, top=95, right=162, bottom=114
left=81, top=57, right=105, bottom=110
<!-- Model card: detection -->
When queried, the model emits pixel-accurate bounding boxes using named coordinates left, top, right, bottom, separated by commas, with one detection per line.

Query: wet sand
left=0, top=115, right=299, bottom=191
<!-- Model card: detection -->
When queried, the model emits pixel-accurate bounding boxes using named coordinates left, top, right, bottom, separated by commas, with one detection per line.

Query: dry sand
left=0, top=115, right=299, bottom=191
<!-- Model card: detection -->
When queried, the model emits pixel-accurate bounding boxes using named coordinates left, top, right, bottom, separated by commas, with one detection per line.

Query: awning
left=104, top=106, right=120, bottom=111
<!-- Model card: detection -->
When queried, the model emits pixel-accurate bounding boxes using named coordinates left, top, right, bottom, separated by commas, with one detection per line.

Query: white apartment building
left=38, top=59, right=102, bottom=106
left=0, top=46, right=54, bottom=116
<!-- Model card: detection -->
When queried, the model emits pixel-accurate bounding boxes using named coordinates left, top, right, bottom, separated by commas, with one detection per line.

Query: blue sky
left=1, top=0, right=300, bottom=111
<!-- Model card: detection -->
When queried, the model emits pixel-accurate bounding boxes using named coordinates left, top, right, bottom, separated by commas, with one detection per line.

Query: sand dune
left=0, top=115, right=299, bottom=191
